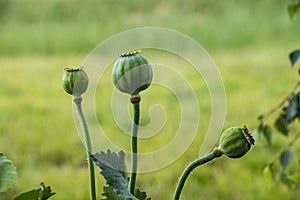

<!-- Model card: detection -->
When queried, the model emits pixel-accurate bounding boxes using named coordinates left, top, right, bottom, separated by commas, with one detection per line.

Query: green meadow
left=1, top=0, right=300, bottom=199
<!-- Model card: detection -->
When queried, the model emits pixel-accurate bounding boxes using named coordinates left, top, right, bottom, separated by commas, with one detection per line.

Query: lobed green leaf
left=101, top=186, right=151, bottom=200
left=0, top=153, right=18, bottom=193
left=101, top=186, right=126, bottom=200
left=13, top=182, right=55, bottom=200
left=92, top=150, right=138, bottom=200
left=134, top=188, right=151, bottom=200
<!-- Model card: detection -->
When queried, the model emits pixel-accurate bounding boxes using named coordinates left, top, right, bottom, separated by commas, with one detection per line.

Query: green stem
left=173, top=150, right=220, bottom=200
left=287, top=130, right=300, bottom=148
left=258, top=80, right=300, bottom=122
left=73, top=96, right=96, bottom=200
left=268, top=130, right=300, bottom=166
left=129, top=95, right=141, bottom=194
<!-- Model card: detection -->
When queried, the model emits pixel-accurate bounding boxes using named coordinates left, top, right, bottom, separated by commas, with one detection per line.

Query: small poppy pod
left=62, top=68, right=89, bottom=96
left=218, top=126, right=254, bottom=158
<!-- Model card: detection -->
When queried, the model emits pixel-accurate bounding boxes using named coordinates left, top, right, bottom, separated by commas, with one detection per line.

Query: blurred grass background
left=1, top=0, right=300, bottom=199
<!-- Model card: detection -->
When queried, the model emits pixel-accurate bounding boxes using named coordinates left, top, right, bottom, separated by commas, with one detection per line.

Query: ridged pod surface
left=218, top=126, right=254, bottom=158
left=62, top=68, right=89, bottom=96
left=112, top=50, right=152, bottom=95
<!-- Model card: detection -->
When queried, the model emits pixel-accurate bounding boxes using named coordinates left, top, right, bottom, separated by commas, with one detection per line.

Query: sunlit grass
left=1, top=0, right=300, bottom=199
left=1, top=48, right=300, bottom=199
left=0, top=0, right=299, bottom=55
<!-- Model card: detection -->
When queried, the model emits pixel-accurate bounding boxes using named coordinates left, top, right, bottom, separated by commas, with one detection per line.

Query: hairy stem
left=129, top=95, right=141, bottom=194
left=73, top=96, right=96, bottom=200
left=173, top=150, right=220, bottom=200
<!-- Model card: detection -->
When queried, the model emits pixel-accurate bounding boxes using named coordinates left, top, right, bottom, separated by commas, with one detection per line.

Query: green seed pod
left=218, top=126, right=254, bottom=158
left=112, top=50, right=152, bottom=95
left=62, top=68, right=89, bottom=96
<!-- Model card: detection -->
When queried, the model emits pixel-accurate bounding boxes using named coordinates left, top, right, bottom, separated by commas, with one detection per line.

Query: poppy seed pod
left=112, top=50, right=152, bottom=95
left=62, top=68, right=89, bottom=96
left=218, top=126, right=254, bottom=158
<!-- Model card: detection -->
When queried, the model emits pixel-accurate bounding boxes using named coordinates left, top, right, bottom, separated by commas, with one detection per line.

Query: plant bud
left=112, top=50, right=152, bottom=95
left=62, top=68, right=89, bottom=96
left=218, top=126, right=254, bottom=158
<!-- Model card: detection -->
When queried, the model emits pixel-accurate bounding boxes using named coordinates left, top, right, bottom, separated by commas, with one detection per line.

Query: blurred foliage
left=0, top=0, right=300, bottom=55
left=288, top=0, right=300, bottom=19
left=257, top=50, right=300, bottom=196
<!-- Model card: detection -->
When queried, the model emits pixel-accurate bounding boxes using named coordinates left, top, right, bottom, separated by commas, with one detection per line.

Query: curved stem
left=173, top=150, right=220, bottom=200
left=73, top=96, right=96, bottom=200
left=129, top=96, right=141, bottom=194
